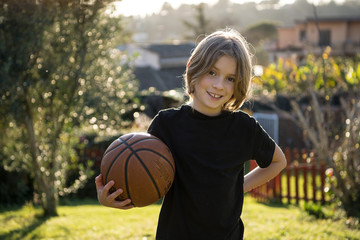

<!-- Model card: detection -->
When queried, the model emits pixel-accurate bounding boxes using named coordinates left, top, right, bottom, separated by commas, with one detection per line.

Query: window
left=319, top=30, right=331, bottom=46
left=300, top=30, right=306, bottom=42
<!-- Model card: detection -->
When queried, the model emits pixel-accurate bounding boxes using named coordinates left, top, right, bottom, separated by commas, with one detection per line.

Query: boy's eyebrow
left=212, top=65, right=236, bottom=76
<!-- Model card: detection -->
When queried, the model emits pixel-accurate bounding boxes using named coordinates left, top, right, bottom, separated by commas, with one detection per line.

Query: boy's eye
left=209, top=70, right=216, bottom=76
left=227, top=77, right=235, bottom=82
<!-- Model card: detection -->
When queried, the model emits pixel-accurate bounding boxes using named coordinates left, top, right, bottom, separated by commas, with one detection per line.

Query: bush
left=303, top=202, right=326, bottom=219
left=0, top=167, right=33, bottom=205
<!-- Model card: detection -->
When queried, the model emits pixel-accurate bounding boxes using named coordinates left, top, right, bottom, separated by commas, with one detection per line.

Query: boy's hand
left=95, top=174, right=134, bottom=209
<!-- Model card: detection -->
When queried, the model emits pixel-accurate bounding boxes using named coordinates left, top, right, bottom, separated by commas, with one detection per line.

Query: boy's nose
left=212, top=77, right=224, bottom=89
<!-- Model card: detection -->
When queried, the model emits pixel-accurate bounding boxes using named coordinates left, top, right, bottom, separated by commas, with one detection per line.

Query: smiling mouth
left=207, top=92, right=222, bottom=99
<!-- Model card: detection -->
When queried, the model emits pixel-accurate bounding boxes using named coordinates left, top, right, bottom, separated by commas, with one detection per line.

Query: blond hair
left=184, top=28, right=253, bottom=111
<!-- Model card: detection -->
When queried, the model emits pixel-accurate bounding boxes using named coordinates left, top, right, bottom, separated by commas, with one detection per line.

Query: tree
left=0, top=0, right=138, bottom=216
left=257, top=53, right=360, bottom=218
left=183, top=3, right=213, bottom=41
left=258, top=0, right=280, bottom=9
left=242, top=21, right=278, bottom=47
left=242, top=21, right=278, bottom=65
left=160, top=2, right=174, bottom=14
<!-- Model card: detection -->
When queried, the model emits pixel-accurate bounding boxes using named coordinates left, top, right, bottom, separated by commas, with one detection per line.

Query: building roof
left=295, top=16, right=360, bottom=24
left=145, top=43, right=195, bottom=58
left=134, top=66, right=186, bottom=91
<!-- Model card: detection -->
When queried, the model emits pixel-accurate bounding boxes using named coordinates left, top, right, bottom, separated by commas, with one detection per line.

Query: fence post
left=311, top=154, right=317, bottom=202
left=274, top=172, right=282, bottom=202
left=294, top=148, right=300, bottom=204
left=285, top=148, right=292, bottom=204
left=320, top=161, right=326, bottom=204
left=302, top=149, right=308, bottom=202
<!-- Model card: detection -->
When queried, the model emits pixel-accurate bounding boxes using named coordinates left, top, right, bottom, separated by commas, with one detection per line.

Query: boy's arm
left=244, top=144, right=287, bottom=193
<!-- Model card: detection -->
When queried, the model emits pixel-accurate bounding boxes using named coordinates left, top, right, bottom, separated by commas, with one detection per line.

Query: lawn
left=0, top=196, right=359, bottom=240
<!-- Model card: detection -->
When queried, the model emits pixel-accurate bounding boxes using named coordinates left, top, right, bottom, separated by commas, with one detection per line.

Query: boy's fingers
left=114, top=199, right=134, bottom=209
left=95, top=174, right=103, bottom=188
left=109, top=188, right=124, bottom=200
left=95, top=176, right=134, bottom=209
left=103, top=180, right=115, bottom=192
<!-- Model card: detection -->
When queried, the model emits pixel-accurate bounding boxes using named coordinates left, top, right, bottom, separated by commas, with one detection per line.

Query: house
left=269, top=17, right=360, bottom=63
left=124, top=43, right=195, bottom=117
left=263, top=16, right=360, bottom=148
left=125, top=43, right=195, bottom=90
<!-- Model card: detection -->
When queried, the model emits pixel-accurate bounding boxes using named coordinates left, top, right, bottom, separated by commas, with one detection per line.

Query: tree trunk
left=43, top=183, right=59, bottom=217
left=34, top=168, right=59, bottom=217
left=24, top=99, right=59, bottom=217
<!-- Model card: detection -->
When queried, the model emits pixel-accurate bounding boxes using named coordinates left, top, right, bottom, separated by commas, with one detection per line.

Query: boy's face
left=192, top=55, right=236, bottom=116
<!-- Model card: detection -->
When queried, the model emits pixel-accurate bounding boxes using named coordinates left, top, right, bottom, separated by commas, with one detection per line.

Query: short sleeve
left=147, top=113, right=161, bottom=137
left=147, top=112, right=168, bottom=144
left=251, top=119, right=276, bottom=168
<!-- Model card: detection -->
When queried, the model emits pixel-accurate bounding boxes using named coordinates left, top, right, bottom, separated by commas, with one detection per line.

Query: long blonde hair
left=184, top=28, right=253, bottom=111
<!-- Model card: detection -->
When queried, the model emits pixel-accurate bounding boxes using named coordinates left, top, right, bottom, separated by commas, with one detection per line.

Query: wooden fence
left=249, top=148, right=327, bottom=205
left=79, top=141, right=328, bottom=205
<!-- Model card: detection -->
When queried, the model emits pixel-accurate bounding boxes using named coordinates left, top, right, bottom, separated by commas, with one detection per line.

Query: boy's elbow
left=274, top=145, right=287, bottom=170
left=280, top=156, right=287, bottom=170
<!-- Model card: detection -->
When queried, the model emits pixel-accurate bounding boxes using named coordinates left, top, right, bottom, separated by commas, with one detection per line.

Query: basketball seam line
left=104, top=136, right=159, bottom=183
left=121, top=140, right=162, bottom=204
left=103, top=134, right=134, bottom=156
left=103, top=136, right=159, bottom=156
left=134, top=148, right=175, bottom=173
left=104, top=134, right=135, bottom=183
left=104, top=146, right=129, bottom=184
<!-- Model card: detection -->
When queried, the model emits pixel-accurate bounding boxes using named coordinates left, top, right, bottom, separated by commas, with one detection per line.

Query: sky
left=111, top=0, right=345, bottom=17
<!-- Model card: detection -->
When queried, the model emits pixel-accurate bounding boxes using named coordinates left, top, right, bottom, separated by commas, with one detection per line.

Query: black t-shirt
left=147, top=105, right=275, bottom=240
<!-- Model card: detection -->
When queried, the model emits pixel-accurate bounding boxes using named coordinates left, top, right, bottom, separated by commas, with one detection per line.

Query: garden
left=1, top=1, right=360, bottom=239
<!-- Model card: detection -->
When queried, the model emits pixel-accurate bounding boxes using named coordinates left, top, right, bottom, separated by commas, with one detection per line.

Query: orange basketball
left=100, top=132, right=175, bottom=207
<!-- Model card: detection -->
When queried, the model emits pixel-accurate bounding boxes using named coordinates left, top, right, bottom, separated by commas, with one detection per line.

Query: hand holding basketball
left=95, top=174, right=134, bottom=209
left=100, top=132, right=175, bottom=207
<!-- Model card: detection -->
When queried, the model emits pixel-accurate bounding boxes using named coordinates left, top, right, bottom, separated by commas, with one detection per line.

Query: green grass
left=242, top=197, right=359, bottom=240
left=0, top=200, right=159, bottom=240
left=0, top=197, right=359, bottom=240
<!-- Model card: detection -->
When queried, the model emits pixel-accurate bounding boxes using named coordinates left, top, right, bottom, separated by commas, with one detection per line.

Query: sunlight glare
left=112, top=0, right=346, bottom=17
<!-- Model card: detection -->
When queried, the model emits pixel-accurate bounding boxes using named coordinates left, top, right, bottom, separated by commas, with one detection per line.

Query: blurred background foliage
left=0, top=0, right=139, bottom=216
left=256, top=53, right=360, bottom=218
